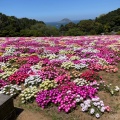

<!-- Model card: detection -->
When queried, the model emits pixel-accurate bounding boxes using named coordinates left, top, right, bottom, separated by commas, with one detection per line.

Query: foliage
left=95, top=8, right=120, bottom=32
left=117, top=31, right=120, bottom=35
left=0, top=8, right=120, bottom=36
left=0, top=13, right=59, bottom=36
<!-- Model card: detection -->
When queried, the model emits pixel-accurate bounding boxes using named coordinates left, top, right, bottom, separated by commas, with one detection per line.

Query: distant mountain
left=45, top=20, right=80, bottom=29
left=59, top=18, right=71, bottom=23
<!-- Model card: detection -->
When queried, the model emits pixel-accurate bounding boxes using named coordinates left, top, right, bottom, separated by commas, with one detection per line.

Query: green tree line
left=0, top=13, right=59, bottom=36
left=0, top=8, right=120, bottom=36
left=60, top=8, right=120, bottom=36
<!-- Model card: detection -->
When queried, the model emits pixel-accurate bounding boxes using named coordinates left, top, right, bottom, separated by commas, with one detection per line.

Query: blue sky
left=0, top=0, right=120, bottom=22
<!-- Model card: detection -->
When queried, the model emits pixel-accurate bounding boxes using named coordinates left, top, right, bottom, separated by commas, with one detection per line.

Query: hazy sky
left=0, top=0, right=120, bottom=22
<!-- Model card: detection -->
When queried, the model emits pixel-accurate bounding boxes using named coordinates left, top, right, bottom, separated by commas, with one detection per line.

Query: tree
left=77, top=20, right=94, bottom=34
left=65, top=28, right=85, bottom=36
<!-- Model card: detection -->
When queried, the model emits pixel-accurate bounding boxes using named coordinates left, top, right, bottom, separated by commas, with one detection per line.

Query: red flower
left=80, top=70, right=101, bottom=82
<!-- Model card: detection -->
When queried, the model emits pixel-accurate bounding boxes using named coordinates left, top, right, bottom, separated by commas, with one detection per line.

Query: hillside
left=95, top=8, right=120, bottom=31
left=0, top=13, right=45, bottom=36
left=0, top=13, right=59, bottom=37
left=59, top=8, right=120, bottom=35
left=0, top=8, right=120, bottom=36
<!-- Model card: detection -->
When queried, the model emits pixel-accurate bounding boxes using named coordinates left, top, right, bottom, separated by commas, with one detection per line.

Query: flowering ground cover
left=0, top=36, right=120, bottom=120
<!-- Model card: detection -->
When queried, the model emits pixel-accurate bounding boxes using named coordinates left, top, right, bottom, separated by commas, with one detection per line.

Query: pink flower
left=105, top=106, right=111, bottom=112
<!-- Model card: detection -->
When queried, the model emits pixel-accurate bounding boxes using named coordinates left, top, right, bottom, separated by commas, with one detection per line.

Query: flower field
left=0, top=36, right=120, bottom=120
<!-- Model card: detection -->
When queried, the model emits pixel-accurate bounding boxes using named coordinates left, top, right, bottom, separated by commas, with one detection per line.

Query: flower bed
left=0, top=36, right=120, bottom=118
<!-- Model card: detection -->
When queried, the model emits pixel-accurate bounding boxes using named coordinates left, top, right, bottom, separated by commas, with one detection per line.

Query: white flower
left=58, top=55, right=67, bottom=60
left=100, top=107, right=105, bottom=112
left=76, top=94, right=80, bottom=98
left=96, top=102, right=100, bottom=106
left=24, top=75, right=41, bottom=87
left=101, top=103, right=104, bottom=107
left=81, top=47, right=99, bottom=53
left=92, top=98, right=96, bottom=101
left=80, top=97, right=83, bottom=100
left=87, top=104, right=91, bottom=107
left=6, top=92, right=9, bottom=94
left=82, top=107, right=86, bottom=112
left=95, top=113, right=100, bottom=118
left=84, top=99, right=91, bottom=104
left=110, top=90, right=114, bottom=95
left=76, top=98, right=80, bottom=102
left=21, top=98, right=24, bottom=100
left=97, top=106, right=100, bottom=109
left=90, top=108, right=95, bottom=114
left=92, top=97, right=100, bottom=102
left=100, top=100, right=104, bottom=104
left=84, top=106, right=88, bottom=111
left=21, top=101, right=25, bottom=104
left=93, top=102, right=98, bottom=106
left=115, top=86, right=120, bottom=91
left=80, top=103, right=84, bottom=107
left=66, top=90, right=71, bottom=93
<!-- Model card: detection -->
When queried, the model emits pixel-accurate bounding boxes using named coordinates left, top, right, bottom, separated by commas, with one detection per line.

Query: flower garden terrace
left=0, top=35, right=120, bottom=119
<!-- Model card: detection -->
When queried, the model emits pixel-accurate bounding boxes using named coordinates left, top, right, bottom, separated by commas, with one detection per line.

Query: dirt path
left=16, top=109, right=51, bottom=120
